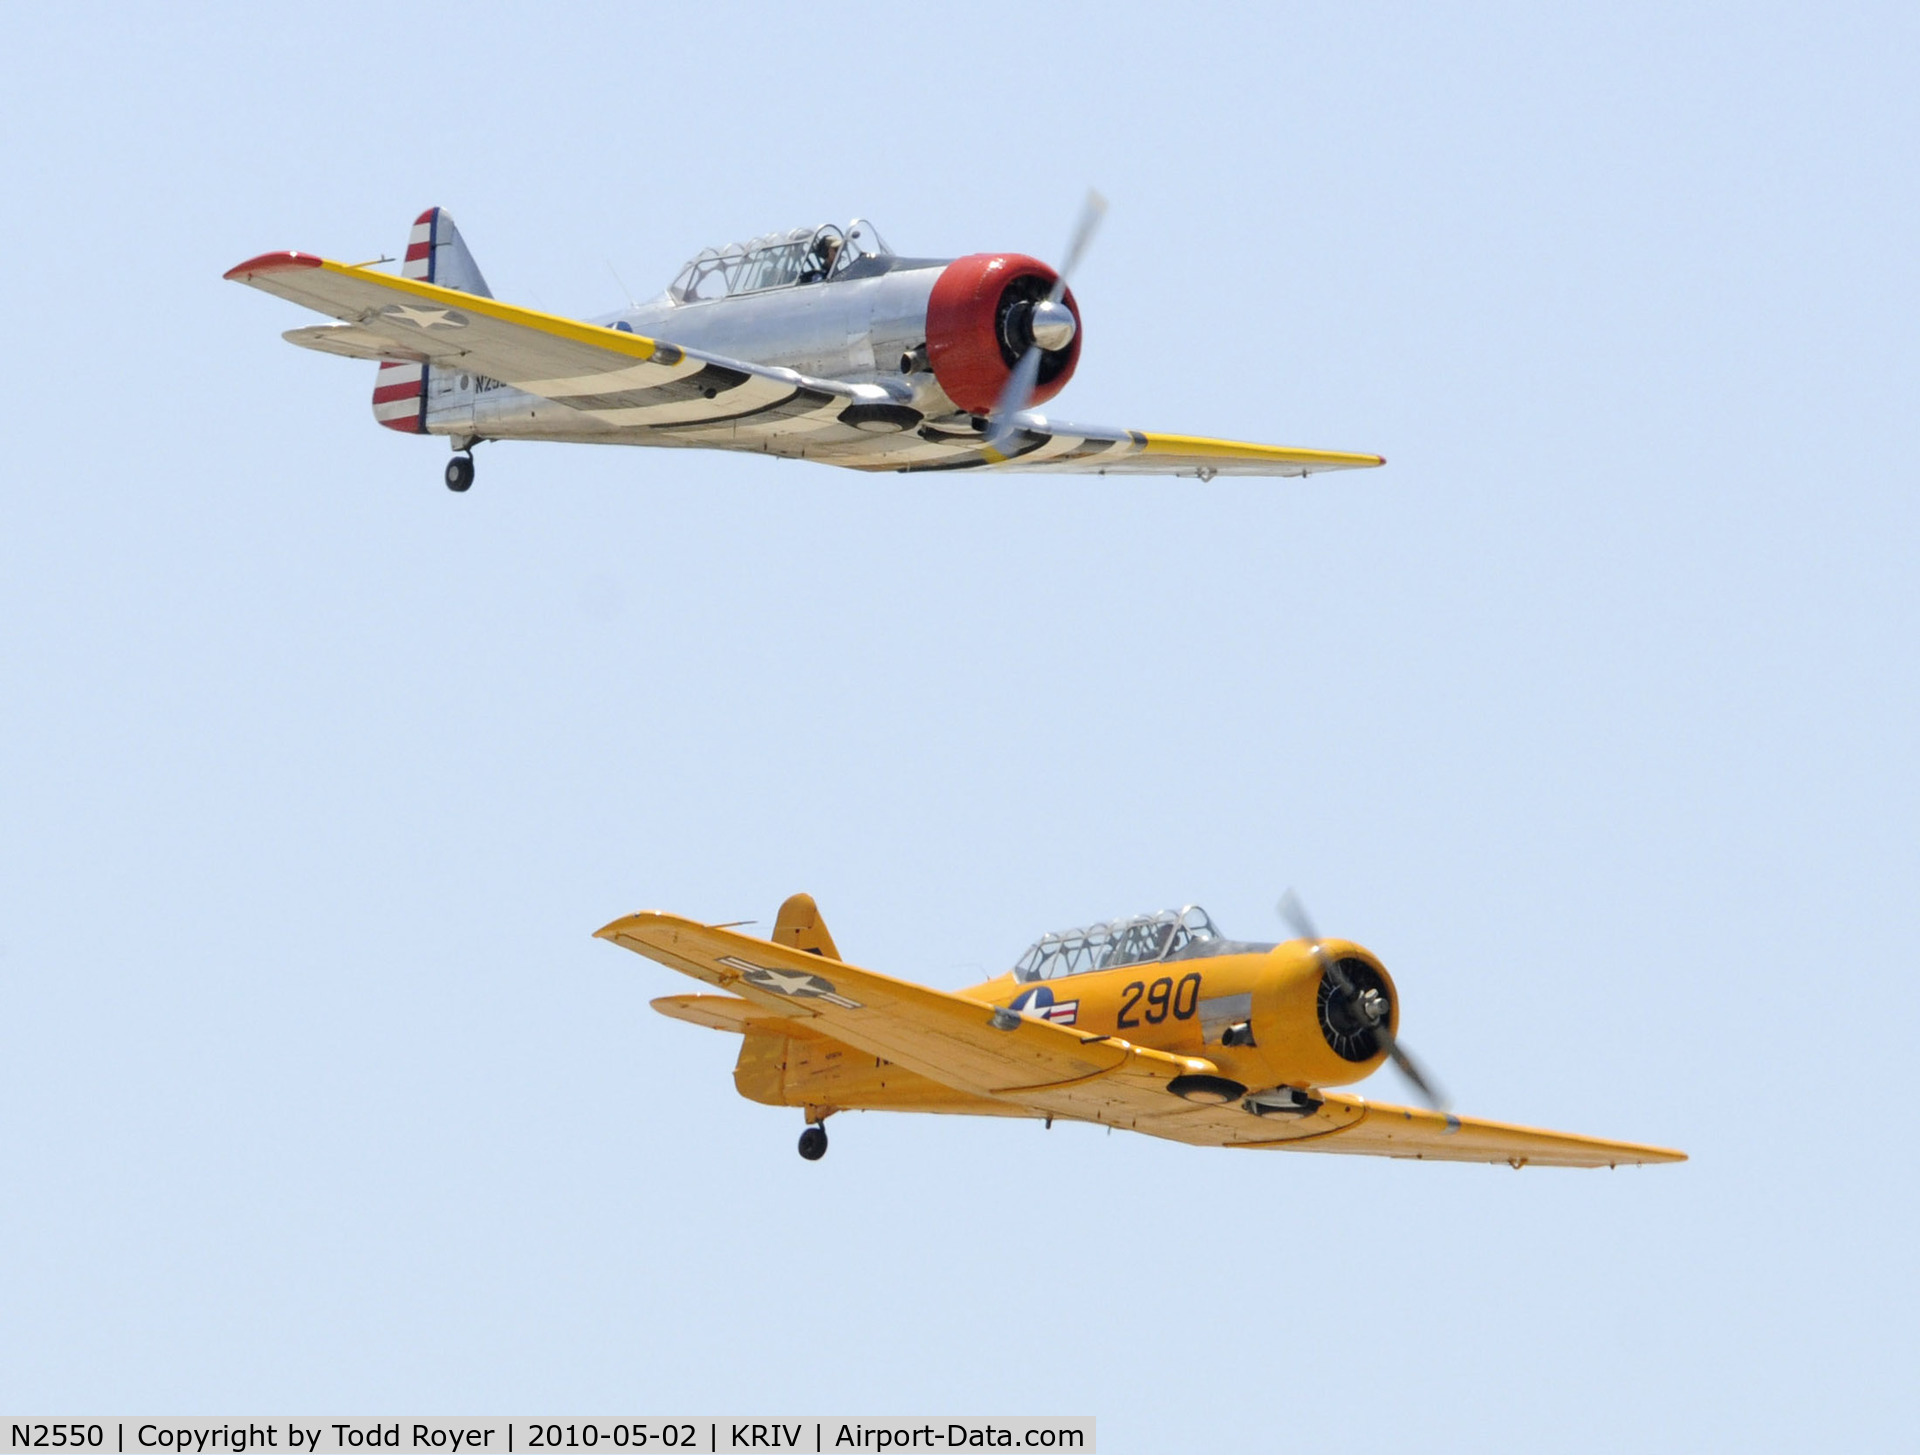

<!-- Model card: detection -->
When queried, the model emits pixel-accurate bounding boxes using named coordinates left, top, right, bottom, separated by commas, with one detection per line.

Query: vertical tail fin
left=772, top=894, right=842, bottom=960
left=373, top=207, right=492, bottom=433
left=402, top=207, right=492, bottom=296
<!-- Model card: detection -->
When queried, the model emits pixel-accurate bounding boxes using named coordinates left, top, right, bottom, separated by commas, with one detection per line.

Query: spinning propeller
left=1277, top=889, right=1449, bottom=1110
left=986, top=190, right=1107, bottom=452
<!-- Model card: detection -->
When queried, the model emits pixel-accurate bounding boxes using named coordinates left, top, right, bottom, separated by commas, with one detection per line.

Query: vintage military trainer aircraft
left=225, top=198, right=1386, bottom=491
left=597, top=892, right=1685, bottom=1167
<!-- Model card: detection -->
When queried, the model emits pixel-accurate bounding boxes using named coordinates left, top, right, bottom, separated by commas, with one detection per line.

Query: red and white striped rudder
left=370, top=207, right=492, bottom=434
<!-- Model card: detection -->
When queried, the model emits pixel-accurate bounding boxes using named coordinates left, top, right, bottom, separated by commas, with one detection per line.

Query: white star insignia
left=385, top=303, right=464, bottom=329
left=716, top=954, right=863, bottom=1008
left=747, top=966, right=821, bottom=996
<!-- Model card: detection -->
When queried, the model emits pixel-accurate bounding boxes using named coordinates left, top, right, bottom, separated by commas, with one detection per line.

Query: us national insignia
left=381, top=303, right=468, bottom=330
left=1011, top=985, right=1079, bottom=1025
left=717, top=956, right=863, bottom=1009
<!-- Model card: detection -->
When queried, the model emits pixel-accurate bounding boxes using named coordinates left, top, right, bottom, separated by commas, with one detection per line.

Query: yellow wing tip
left=1135, top=433, right=1388, bottom=469
left=593, top=909, right=677, bottom=941
left=596, top=908, right=745, bottom=944
left=1600, top=1140, right=1687, bottom=1165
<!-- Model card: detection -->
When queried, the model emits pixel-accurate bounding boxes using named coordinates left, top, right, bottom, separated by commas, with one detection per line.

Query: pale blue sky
left=2, top=3, right=1915, bottom=1448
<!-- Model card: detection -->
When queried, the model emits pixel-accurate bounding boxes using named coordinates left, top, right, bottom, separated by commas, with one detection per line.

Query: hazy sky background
left=3, top=3, right=1915, bottom=1448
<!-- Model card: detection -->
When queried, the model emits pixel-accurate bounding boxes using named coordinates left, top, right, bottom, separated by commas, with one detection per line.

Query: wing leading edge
left=224, top=251, right=877, bottom=444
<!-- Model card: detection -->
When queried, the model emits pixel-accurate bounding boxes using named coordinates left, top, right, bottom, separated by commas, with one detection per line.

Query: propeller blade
left=1277, top=888, right=1448, bottom=1110
left=1380, top=1029, right=1447, bottom=1110
left=986, top=190, right=1106, bottom=450
left=1276, top=888, right=1319, bottom=943
left=1276, top=889, right=1355, bottom=995
left=986, top=344, right=1046, bottom=452
left=1051, top=189, right=1107, bottom=301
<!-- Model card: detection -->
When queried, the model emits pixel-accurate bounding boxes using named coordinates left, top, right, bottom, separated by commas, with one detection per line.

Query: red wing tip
left=223, top=250, right=324, bottom=280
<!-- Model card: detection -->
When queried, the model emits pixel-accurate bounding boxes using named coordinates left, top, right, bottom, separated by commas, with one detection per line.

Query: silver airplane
left=226, top=200, right=1385, bottom=492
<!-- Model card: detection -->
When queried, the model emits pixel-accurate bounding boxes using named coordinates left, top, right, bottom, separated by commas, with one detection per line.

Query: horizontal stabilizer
left=651, top=993, right=812, bottom=1035
left=282, top=324, right=427, bottom=364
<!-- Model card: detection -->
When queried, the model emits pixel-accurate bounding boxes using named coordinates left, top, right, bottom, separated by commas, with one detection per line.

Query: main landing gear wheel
left=797, top=1125, right=828, bottom=1161
left=1167, top=1073, right=1247, bottom=1105
left=445, top=454, right=474, bottom=492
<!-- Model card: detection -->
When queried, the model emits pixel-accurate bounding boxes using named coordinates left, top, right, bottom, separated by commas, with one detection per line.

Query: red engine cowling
left=924, top=253, right=1083, bottom=417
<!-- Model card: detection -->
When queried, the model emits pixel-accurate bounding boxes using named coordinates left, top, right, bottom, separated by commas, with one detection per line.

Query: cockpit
left=667, top=219, right=894, bottom=303
left=1012, top=906, right=1224, bottom=983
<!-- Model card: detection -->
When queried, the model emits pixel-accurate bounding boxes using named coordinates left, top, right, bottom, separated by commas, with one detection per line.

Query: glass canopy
left=1012, top=906, right=1222, bottom=983
left=667, top=219, right=893, bottom=303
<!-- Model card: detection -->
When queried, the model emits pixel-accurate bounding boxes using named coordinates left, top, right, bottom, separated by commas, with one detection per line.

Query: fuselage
left=960, top=936, right=1397, bottom=1096
left=733, top=932, right=1398, bottom=1124
left=611, top=259, right=946, bottom=388
left=431, top=247, right=1082, bottom=448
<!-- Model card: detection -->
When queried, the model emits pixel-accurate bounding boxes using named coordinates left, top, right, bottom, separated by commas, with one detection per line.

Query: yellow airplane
left=596, top=892, right=1686, bottom=1168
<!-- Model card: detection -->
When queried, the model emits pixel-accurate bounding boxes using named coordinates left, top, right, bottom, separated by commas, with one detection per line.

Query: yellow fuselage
left=733, top=939, right=1394, bottom=1118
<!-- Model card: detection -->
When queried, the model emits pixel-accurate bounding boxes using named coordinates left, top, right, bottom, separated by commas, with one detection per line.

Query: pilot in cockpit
left=800, top=232, right=841, bottom=284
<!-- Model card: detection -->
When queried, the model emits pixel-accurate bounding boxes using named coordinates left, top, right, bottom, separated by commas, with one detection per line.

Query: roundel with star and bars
left=718, top=956, right=864, bottom=1009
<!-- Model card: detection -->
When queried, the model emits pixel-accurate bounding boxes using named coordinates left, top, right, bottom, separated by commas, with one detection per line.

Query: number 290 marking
left=1118, top=971, right=1201, bottom=1028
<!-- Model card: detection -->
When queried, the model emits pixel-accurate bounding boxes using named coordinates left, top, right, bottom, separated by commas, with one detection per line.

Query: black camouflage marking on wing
left=647, top=386, right=842, bottom=431
left=896, top=429, right=1055, bottom=471
left=1029, top=438, right=1131, bottom=464
left=555, top=362, right=752, bottom=411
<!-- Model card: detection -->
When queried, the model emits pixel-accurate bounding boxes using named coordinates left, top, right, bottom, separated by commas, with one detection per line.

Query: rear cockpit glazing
left=668, top=220, right=895, bottom=303
left=1013, top=906, right=1227, bottom=982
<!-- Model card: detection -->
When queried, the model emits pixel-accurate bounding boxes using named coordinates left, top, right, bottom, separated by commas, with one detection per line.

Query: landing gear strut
left=444, top=454, right=475, bottom=492
left=797, top=1124, right=828, bottom=1161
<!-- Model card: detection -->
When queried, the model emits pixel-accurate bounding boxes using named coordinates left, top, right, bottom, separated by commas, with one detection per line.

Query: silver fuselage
left=441, top=260, right=954, bottom=442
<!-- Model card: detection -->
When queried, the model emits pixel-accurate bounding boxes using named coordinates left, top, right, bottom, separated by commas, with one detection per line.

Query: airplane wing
left=1275, top=1093, right=1684, bottom=1168
left=225, top=251, right=877, bottom=436
left=596, top=912, right=1233, bottom=1121
left=598, top=915, right=1679, bottom=1165
left=227, top=251, right=1383, bottom=477
left=899, top=419, right=1386, bottom=478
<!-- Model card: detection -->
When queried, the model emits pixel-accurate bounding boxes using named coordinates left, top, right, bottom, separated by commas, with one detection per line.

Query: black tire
left=1167, top=1073, right=1247, bottom=1105
left=445, top=455, right=474, bottom=492
left=797, top=1125, right=828, bottom=1161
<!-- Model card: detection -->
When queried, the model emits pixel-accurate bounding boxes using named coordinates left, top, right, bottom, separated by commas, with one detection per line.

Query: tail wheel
left=797, top=1125, right=828, bottom=1161
left=445, top=455, right=474, bottom=492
